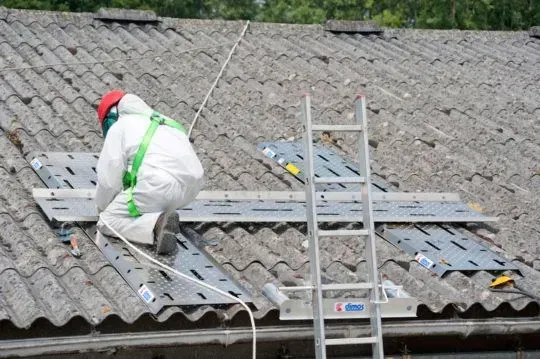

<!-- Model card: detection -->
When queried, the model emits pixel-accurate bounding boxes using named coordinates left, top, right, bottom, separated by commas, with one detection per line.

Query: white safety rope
left=187, top=20, right=250, bottom=138
left=99, top=216, right=257, bottom=359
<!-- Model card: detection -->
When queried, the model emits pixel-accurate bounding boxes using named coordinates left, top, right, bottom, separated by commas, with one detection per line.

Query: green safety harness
left=122, top=111, right=186, bottom=217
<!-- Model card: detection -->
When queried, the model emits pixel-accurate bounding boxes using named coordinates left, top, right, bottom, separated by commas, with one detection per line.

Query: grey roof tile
left=0, top=269, right=45, bottom=328
left=0, top=8, right=538, bottom=332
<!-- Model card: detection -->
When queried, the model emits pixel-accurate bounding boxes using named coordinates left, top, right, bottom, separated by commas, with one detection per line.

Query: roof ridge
left=0, top=7, right=533, bottom=37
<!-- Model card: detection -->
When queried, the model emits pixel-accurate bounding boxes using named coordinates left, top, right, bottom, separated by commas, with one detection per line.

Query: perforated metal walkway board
left=258, top=141, right=515, bottom=277
left=257, top=142, right=491, bottom=221
left=29, top=149, right=511, bottom=276
left=28, top=152, right=100, bottom=189
left=89, top=227, right=251, bottom=314
left=29, top=152, right=495, bottom=224
left=380, top=224, right=518, bottom=276
left=258, top=141, right=391, bottom=192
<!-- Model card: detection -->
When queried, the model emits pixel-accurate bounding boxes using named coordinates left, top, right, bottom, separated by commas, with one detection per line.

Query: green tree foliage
left=259, top=0, right=325, bottom=23
left=0, top=0, right=538, bottom=30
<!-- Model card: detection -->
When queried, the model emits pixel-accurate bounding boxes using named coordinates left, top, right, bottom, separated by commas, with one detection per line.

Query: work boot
left=154, top=211, right=180, bottom=255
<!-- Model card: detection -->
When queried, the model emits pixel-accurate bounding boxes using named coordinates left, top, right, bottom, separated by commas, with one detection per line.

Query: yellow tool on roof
left=489, top=275, right=514, bottom=288
left=489, top=274, right=540, bottom=301
left=285, top=163, right=301, bottom=175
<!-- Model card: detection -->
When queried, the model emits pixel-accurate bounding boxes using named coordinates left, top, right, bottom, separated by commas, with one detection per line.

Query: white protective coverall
left=96, top=94, right=204, bottom=244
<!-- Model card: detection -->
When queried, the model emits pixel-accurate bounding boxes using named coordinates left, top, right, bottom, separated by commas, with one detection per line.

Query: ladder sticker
left=415, top=253, right=435, bottom=269
left=285, top=163, right=301, bottom=175
left=30, top=158, right=43, bottom=170
left=262, top=147, right=276, bottom=159
left=138, top=285, right=155, bottom=303
left=335, top=302, right=366, bottom=312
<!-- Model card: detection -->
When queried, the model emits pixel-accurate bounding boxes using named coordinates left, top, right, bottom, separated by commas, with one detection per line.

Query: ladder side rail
left=301, top=95, right=327, bottom=359
left=356, top=95, right=385, bottom=359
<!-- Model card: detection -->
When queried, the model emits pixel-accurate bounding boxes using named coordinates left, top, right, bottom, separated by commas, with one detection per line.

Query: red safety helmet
left=97, top=90, right=125, bottom=125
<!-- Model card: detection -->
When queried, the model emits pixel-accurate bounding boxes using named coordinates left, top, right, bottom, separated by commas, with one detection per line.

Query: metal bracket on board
left=277, top=297, right=417, bottom=320
left=262, top=282, right=418, bottom=320
left=34, top=188, right=462, bottom=202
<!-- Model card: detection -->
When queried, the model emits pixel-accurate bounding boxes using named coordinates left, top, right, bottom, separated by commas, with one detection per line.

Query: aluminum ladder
left=301, top=94, right=384, bottom=358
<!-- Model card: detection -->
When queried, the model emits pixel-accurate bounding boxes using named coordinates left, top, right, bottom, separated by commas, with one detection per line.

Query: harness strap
left=124, top=111, right=186, bottom=217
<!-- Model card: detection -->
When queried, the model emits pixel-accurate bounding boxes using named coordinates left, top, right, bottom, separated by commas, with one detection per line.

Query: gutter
left=1, top=319, right=540, bottom=357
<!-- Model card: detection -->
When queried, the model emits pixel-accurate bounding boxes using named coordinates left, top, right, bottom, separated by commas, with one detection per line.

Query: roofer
left=95, top=90, right=204, bottom=254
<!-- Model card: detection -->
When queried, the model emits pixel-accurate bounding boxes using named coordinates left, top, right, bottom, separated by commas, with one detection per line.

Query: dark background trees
left=1, top=0, right=538, bottom=30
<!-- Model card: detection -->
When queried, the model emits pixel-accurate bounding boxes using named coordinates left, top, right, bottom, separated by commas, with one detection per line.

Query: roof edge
left=1, top=319, right=539, bottom=357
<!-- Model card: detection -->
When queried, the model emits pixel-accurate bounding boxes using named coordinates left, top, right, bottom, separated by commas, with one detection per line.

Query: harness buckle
left=152, top=117, right=165, bottom=125
left=151, top=112, right=166, bottom=125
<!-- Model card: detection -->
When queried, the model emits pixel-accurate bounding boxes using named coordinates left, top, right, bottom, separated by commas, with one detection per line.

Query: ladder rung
left=311, top=124, right=363, bottom=132
left=314, top=176, right=366, bottom=184
left=318, top=229, right=369, bottom=237
left=278, top=285, right=312, bottom=292
left=326, top=337, right=378, bottom=346
left=321, top=283, right=373, bottom=291
left=278, top=283, right=373, bottom=292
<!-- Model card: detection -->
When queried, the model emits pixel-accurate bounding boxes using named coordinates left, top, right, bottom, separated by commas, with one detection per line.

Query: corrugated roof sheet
left=0, top=7, right=538, bottom=331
